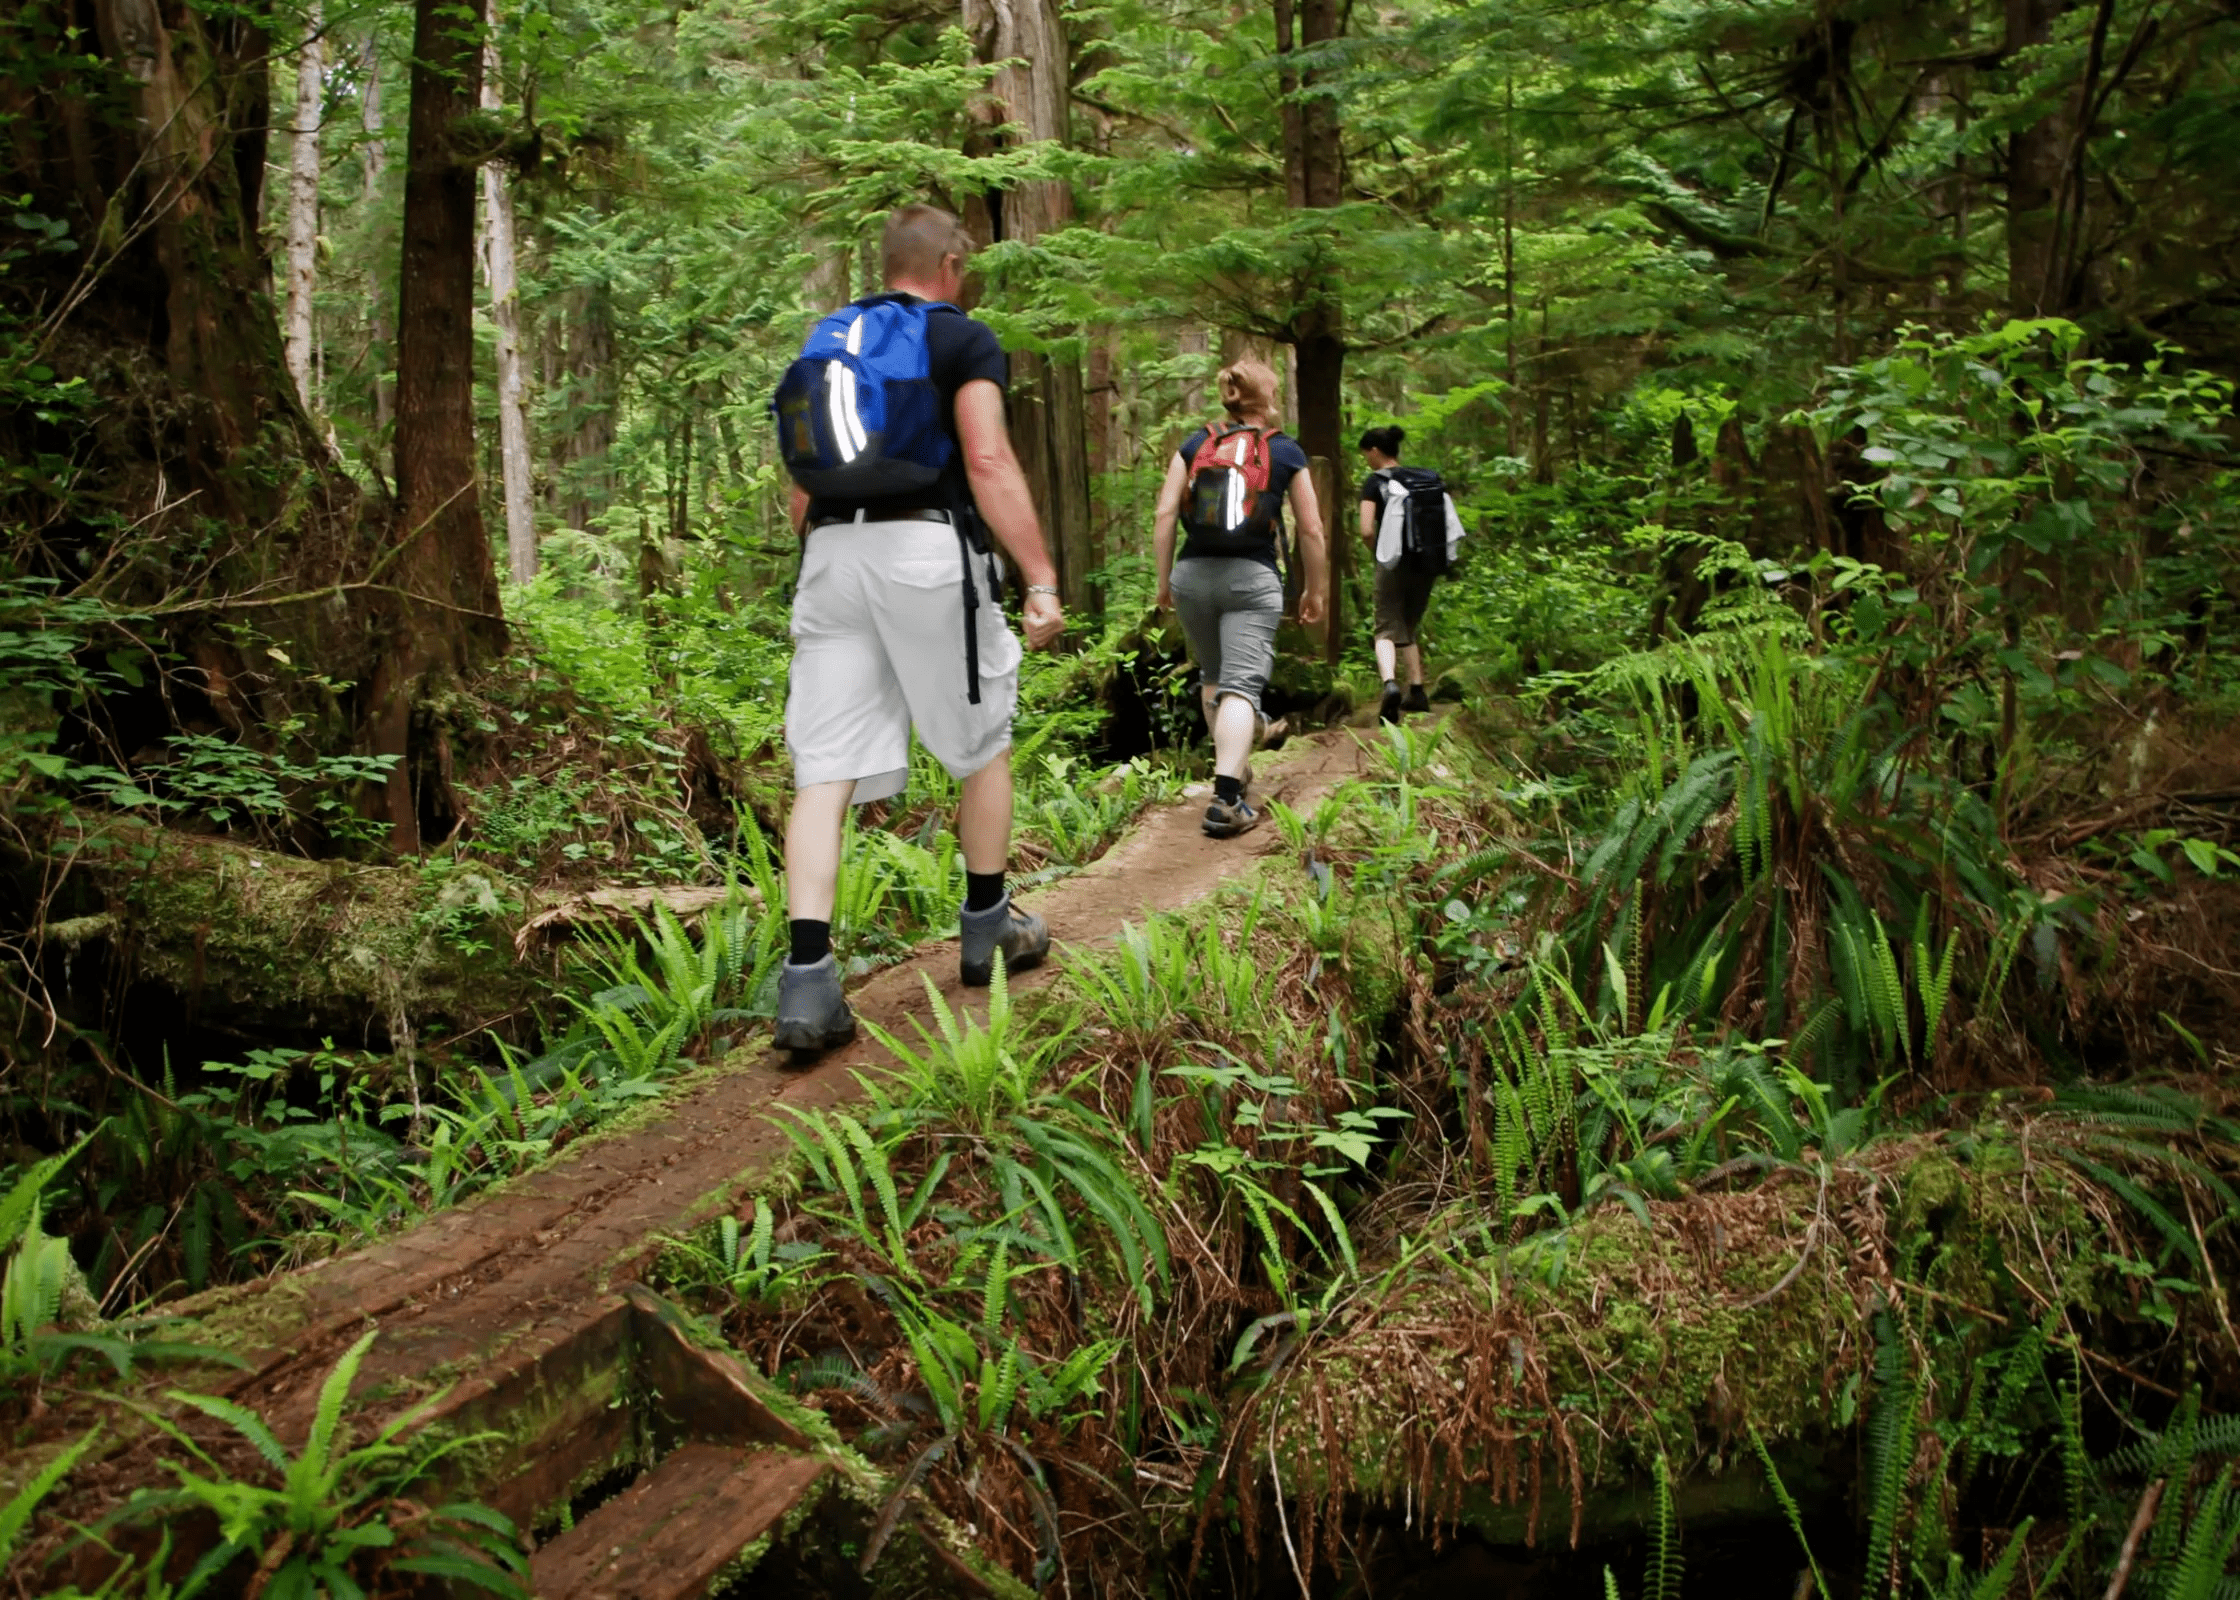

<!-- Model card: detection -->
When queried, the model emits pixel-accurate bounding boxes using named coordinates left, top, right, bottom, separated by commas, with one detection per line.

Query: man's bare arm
left=955, top=379, right=1056, bottom=590
left=955, top=377, right=1063, bottom=649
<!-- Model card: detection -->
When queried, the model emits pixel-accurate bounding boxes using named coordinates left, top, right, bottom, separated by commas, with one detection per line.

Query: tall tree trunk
left=79, top=0, right=287, bottom=495
left=1086, top=333, right=1115, bottom=479
left=377, top=0, right=505, bottom=853
left=2004, top=0, right=2069, bottom=316
left=966, top=0, right=1096, bottom=614
left=479, top=33, right=534, bottom=585
left=1178, top=325, right=1209, bottom=415
left=804, top=239, right=848, bottom=310
left=282, top=1, right=323, bottom=411
left=11, top=0, right=378, bottom=757
left=1502, top=74, right=1518, bottom=456
left=1275, top=0, right=1346, bottom=658
left=558, top=283, right=617, bottom=530
left=360, top=30, right=395, bottom=434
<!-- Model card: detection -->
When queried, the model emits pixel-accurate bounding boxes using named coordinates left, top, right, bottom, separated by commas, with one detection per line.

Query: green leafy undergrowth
left=92, top=1329, right=529, bottom=1598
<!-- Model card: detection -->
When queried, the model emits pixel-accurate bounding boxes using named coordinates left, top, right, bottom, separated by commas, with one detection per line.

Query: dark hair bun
left=1356, top=425, right=1406, bottom=456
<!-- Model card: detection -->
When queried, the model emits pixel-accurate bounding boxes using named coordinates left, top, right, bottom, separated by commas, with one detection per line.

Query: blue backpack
left=771, top=295, right=954, bottom=499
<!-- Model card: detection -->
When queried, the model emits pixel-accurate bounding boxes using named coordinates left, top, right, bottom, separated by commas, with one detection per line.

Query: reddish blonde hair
left=1218, top=359, right=1279, bottom=424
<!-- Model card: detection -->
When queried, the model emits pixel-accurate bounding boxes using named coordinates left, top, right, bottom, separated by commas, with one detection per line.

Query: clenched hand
left=1023, top=591, right=1065, bottom=650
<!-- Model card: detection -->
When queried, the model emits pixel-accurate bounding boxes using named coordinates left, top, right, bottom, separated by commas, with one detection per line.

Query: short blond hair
left=1218, top=359, right=1279, bottom=424
left=882, top=205, right=973, bottom=285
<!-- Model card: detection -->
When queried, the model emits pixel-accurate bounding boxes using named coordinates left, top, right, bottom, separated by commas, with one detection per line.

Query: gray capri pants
left=1170, top=556, right=1284, bottom=714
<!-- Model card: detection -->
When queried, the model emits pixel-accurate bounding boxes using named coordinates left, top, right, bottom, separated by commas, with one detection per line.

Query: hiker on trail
left=767, top=204, right=1065, bottom=1058
left=1152, top=360, right=1329, bottom=839
left=1358, top=426, right=1462, bottom=723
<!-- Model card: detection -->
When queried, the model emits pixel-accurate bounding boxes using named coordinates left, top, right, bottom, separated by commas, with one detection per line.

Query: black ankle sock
left=1213, top=774, right=1244, bottom=805
left=964, top=871, right=1006, bottom=913
left=1383, top=678, right=1401, bottom=697
left=789, top=919, right=831, bottom=967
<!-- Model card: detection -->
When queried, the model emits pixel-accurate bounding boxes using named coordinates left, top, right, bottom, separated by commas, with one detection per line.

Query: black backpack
left=1385, top=466, right=1451, bottom=577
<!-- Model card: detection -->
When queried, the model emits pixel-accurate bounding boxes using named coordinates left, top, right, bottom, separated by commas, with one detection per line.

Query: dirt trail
left=177, top=728, right=1372, bottom=1437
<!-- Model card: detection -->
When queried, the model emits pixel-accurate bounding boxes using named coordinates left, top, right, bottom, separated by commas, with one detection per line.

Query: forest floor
left=26, top=725, right=1377, bottom=1588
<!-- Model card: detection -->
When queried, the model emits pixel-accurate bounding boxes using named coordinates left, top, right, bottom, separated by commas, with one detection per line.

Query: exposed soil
left=34, top=726, right=1376, bottom=1551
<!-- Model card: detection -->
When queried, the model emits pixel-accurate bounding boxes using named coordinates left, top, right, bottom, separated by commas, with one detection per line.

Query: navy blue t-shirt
left=806, top=296, right=1008, bottom=524
left=1174, top=425, right=1311, bottom=569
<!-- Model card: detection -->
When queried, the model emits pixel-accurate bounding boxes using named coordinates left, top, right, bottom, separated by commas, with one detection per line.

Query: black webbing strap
left=957, top=521, right=982, bottom=706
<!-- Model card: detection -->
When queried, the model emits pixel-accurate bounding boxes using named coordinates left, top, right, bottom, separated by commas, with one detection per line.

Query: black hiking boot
left=773, top=954, right=856, bottom=1063
left=959, top=894, right=1049, bottom=988
left=1402, top=682, right=1431, bottom=715
left=1203, top=793, right=1261, bottom=839
left=1378, top=680, right=1403, bottom=724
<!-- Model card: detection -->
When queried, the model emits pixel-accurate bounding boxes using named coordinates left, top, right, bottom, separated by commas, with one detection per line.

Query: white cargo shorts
left=786, top=517, right=1021, bottom=805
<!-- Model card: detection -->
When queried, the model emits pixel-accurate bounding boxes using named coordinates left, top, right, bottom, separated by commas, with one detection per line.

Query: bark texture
left=1275, top=0, right=1347, bottom=658
left=2004, top=0, right=2069, bottom=316
left=360, top=31, right=396, bottom=434
left=555, top=283, right=618, bottom=530
left=282, top=2, right=324, bottom=412
left=966, top=0, right=1096, bottom=613
left=378, top=0, right=506, bottom=852
left=480, top=36, right=535, bottom=585
left=8, top=0, right=357, bottom=637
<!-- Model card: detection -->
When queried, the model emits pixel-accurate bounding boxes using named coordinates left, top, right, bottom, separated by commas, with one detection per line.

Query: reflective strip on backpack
left=1223, top=432, right=1253, bottom=529
left=824, top=363, right=868, bottom=461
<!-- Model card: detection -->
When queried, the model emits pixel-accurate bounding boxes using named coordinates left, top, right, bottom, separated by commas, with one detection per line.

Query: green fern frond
left=981, top=1239, right=1011, bottom=1340
left=1749, top=1423, right=1829, bottom=1600
left=1647, top=1453, right=1682, bottom=1600
left=1965, top=1517, right=2034, bottom=1600
left=1864, top=1321, right=1918, bottom=1598
left=2099, top=1410, right=2240, bottom=1481
left=0, top=1425, right=101, bottom=1569
left=2168, top=1465, right=2240, bottom=1600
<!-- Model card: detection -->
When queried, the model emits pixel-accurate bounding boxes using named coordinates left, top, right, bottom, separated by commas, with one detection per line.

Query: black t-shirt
left=806, top=296, right=1008, bottom=524
left=1174, top=425, right=1311, bottom=568
left=1360, top=469, right=1390, bottom=505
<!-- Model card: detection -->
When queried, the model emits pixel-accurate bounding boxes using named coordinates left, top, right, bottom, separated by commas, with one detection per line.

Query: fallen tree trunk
left=1244, top=1128, right=2230, bottom=1561
left=45, top=820, right=550, bottom=1045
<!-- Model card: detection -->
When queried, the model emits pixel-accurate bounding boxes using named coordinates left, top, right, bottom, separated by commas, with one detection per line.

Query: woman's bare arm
left=1288, top=471, right=1328, bottom=628
left=1152, top=452, right=1189, bottom=606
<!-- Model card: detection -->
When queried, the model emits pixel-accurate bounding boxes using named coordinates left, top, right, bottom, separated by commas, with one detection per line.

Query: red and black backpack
left=1180, top=424, right=1283, bottom=556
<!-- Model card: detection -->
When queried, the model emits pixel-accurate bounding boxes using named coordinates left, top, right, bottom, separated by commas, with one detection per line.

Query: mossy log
left=49, top=821, right=554, bottom=1044
left=1252, top=1123, right=2221, bottom=1552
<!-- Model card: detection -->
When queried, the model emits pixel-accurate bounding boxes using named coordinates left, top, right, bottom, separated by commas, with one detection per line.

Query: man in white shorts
left=773, top=206, right=1065, bottom=1059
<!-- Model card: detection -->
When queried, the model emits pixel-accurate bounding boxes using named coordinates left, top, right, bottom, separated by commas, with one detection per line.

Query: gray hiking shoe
left=959, top=894, right=1049, bottom=988
left=1202, top=793, right=1260, bottom=838
left=772, top=954, right=856, bottom=1062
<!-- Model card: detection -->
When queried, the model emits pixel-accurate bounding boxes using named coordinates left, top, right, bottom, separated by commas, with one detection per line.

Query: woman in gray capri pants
left=1152, top=360, right=1329, bottom=838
